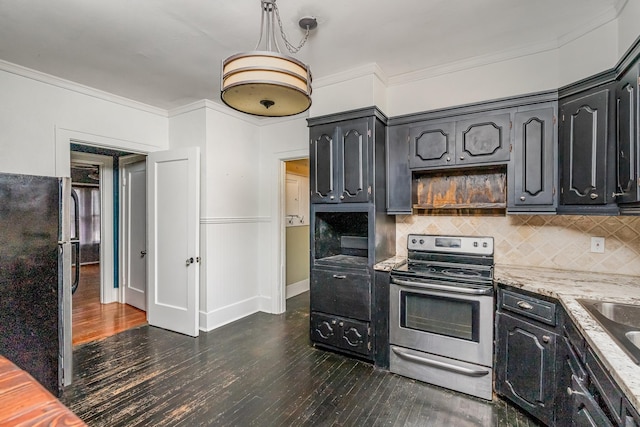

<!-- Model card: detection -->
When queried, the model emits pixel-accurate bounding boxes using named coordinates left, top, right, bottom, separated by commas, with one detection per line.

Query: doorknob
left=140, top=250, right=147, bottom=257
left=186, top=257, right=194, bottom=266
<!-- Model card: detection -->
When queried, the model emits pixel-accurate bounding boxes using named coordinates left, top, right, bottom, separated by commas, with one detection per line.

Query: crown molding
left=556, top=4, right=620, bottom=46
left=314, top=63, right=388, bottom=88
left=0, top=59, right=167, bottom=117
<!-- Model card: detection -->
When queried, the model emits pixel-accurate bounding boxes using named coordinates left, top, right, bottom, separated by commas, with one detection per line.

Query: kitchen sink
left=577, top=299, right=640, bottom=365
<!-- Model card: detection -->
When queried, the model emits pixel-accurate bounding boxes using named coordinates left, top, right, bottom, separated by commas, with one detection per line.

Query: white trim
left=271, top=148, right=309, bottom=315
left=200, top=216, right=271, bottom=224
left=198, top=296, right=267, bottom=331
left=314, top=63, right=389, bottom=88
left=168, top=99, right=309, bottom=126
left=70, top=152, right=117, bottom=304
left=0, top=59, right=167, bottom=117
left=286, top=279, right=309, bottom=299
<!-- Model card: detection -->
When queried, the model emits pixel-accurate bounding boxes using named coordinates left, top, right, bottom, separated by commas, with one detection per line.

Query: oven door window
left=400, top=290, right=479, bottom=342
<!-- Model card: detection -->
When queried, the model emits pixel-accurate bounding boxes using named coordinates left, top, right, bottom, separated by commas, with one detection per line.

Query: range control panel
left=407, top=234, right=494, bottom=256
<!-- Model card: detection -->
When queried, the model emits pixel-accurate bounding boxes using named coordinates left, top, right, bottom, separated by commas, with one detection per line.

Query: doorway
left=69, top=150, right=147, bottom=346
left=284, top=158, right=310, bottom=307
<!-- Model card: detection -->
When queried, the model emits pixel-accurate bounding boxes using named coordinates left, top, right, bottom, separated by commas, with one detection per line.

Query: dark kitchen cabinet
left=386, top=123, right=411, bottom=214
left=309, top=118, right=370, bottom=203
left=408, top=120, right=456, bottom=168
left=496, top=288, right=559, bottom=426
left=308, top=107, right=395, bottom=366
left=408, top=113, right=511, bottom=169
left=508, top=105, right=557, bottom=212
left=559, top=87, right=618, bottom=213
left=615, top=61, right=640, bottom=205
left=310, top=312, right=371, bottom=357
left=455, top=113, right=512, bottom=165
left=496, top=312, right=557, bottom=426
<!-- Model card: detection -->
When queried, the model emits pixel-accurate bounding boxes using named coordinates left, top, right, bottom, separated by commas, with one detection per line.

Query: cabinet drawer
left=311, top=269, right=370, bottom=321
left=585, top=347, right=624, bottom=425
left=500, top=289, right=556, bottom=326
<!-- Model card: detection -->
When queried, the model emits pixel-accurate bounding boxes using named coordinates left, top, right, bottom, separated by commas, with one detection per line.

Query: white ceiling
left=0, top=0, right=624, bottom=111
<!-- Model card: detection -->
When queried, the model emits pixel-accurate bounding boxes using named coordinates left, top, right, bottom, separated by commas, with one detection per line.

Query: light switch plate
left=591, top=237, right=605, bottom=253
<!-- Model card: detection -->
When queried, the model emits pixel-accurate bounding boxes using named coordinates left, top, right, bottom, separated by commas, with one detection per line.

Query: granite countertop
left=494, top=264, right=640, bottom=412
left=373, top=256, right=407, bottom=271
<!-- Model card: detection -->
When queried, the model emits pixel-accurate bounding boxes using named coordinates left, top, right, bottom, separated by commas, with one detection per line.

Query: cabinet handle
left=516, top=300, right=533, bottom=310
left=542, top=335, right=551, bottom=344
left=567, top=387, right=585, bottom=397
left=590, top=193, right=598, bottom=200
left=520, top=196, right=526, bottom=201
left=332, top=274, right=347, bottom=279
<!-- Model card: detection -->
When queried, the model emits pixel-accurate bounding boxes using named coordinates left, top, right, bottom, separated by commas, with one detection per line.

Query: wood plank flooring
left=72, top=264, right=147, bottom=346
left=62, top=292, right=540, bottom=426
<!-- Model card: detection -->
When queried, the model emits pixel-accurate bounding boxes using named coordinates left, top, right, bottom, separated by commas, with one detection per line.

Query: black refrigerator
left=0, top=172, right=73, bottom=396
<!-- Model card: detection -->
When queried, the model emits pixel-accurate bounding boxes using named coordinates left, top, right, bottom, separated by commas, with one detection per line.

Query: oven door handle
left=391, top=278, right=493, bottom=295
left=391, top=346, right=490, bottom=378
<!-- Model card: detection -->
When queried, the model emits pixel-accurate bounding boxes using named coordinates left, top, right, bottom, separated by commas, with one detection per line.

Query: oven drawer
left=500, top=289, right=557, bottom=326
left=310, top=312, right=371, bottom=357
left=311, top=268, right=371, bottom=321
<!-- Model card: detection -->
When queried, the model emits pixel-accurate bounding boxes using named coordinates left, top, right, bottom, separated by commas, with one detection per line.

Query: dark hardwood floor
left=61, top=292, right=539, bottom=426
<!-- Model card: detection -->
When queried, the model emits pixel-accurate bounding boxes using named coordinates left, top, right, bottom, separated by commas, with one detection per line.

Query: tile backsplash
left=396, top=215, right=640, bottom=276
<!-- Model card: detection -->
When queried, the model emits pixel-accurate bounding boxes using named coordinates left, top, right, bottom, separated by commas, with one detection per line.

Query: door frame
left=119, top=154, right=147, bottom=308
left=70, top=151, right=116, bottom=303
left=272, top=149, right=309, bottom=314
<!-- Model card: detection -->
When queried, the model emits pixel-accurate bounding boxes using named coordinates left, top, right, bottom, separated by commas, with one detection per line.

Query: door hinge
left=562, top=114, right=565, bottom=122
left=509, top=144, right=513, bottom=153
left=510, top=121, right=513, bottom=129
left=368, top=186, right=372, bottom=195
left=553, top=116, right=557, bottom=125
left=637, top=177, right=640, bottom=187
left=368, top=342, right=372, bottom=351
left=196, top=257, right=201, bottom=263
left=637, top=76, right=640, bottom=86
left=367, top=129, right=372, bottom=138
left=553, top=187, right=556, bottom=196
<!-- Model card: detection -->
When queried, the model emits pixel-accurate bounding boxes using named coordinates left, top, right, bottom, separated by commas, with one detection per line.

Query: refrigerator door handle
left=71, top=240, right=80, bottom=294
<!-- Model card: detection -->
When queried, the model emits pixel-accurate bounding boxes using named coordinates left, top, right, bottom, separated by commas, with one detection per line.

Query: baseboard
left=199, top=296, right=262, bottom=332
left=286, top=279, right=309, bottom=299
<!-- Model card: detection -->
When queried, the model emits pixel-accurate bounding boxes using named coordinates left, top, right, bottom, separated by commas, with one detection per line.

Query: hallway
left=72, top=264, right=147, bottom=346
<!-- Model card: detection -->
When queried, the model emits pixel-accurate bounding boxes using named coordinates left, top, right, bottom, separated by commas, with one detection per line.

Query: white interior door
left=122, top=159, right=147, bottom=311
left=147, top=147, right=200, bottom=337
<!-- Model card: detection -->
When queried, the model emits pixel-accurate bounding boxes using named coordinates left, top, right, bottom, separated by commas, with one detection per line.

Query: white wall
left=257, top=117, right=309, bottom=314
left=618, top=0, right=640, bottom=57
left=0, top=64, right=168, bottom=177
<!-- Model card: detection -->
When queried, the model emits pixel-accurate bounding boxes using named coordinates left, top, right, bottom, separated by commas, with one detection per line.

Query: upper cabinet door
left=310, top=124, right=338, bottom=203
left=560, top=89, right=609, bottom=205
left=615, top=63, right=640, bottom=204
left=456, top=113, right=512, bottom=165
left=511, top=107, right=556, bottom=208
left=339, top=119, right=371, bottom=203
left=408, top=121, right=455, bottom=169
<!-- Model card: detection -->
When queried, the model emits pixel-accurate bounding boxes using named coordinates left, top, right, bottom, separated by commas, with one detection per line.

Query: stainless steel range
left=390, top=234, right=495, bottom=400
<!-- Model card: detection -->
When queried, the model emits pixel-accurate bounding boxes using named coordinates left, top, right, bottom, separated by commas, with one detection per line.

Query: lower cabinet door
left=495, top=312, right=556, bottom=426
left=570, top=374, right=614, bottom=427
left=310, top=312, right=371, bottom=357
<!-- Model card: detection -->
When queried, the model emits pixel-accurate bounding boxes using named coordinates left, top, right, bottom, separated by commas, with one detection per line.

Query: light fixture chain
left=272, top=2, right=310, bottom=54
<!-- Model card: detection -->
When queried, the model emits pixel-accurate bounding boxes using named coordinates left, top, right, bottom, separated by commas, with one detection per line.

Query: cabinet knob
left=330, top=196, right=334, bottom=200
left=520, top=196, right=526, bottom=201
left=339, top=321, right=344, bottom=327
left=459, top=156, right=465, bottom=160
left=446, top=157, right=451, bottom=162
left=516, top=300, right=533, bottom=310
left=542, top=335, right=551, bottom=344
left=340, top=195, right=345, bottom=200
left=331, top=320, right=337, bottom=325
left=590, top=193, right=598, bottom=200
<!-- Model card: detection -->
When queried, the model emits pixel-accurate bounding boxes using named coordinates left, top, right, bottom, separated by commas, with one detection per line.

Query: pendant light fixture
left=221, top=0, right=317, bottom=117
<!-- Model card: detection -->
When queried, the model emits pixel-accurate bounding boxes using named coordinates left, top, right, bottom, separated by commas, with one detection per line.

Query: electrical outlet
left=591, top=237, right=605, bottom=253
